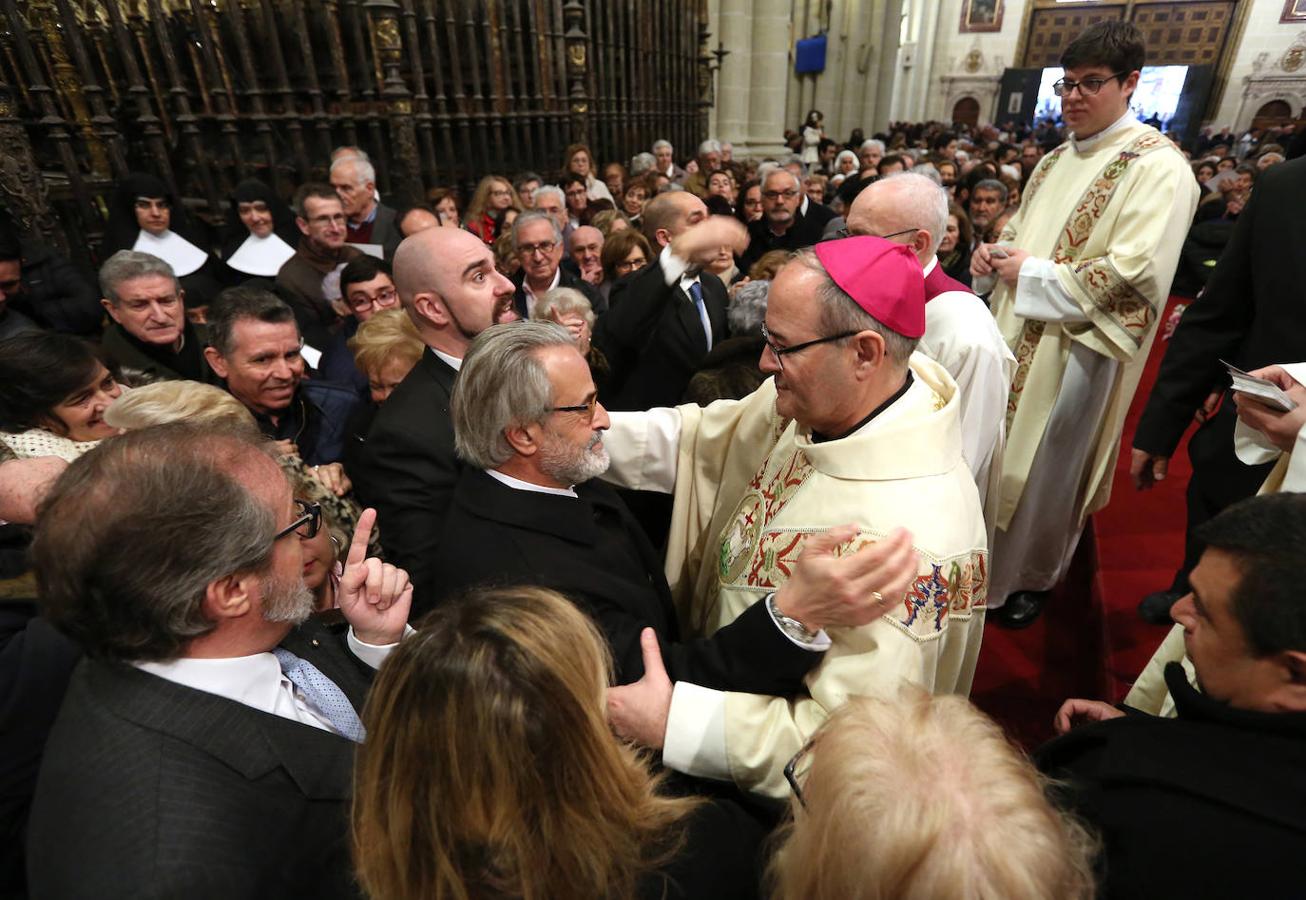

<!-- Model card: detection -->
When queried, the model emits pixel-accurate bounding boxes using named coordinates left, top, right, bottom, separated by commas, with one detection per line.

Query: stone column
left=745, top=0, right=791, bottom=158
left=713, top=0, right=753, bottom=152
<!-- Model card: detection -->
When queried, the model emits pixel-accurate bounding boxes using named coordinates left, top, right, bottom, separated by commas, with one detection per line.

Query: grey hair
left=909, top=163, right=942, bottom=185
left=451, top=321, right=576, bottom=470
left=728, top=279, right=769, bottom=336
left=330, top=155, right=376, bottom=185
left=533, top=286, right=596, bottom=330
left=697, top=139, right=722, bottom=156
left=32, top=424, right=280, bottom=662
left=762, top=166, right=802, bottom=193
left=652, top=139, right=673, bottom=153
left=629, top=152, right=656, bottom=175
left=882, top=172, right=950, bottom=257
left=532, top=184, right=566, bottom=209
left=834, top=149, right=858, bottom=170
left=207, top=285, right=298, bottom=358
left=860, top=139, right=886, bottom=154
left=512, top=209, right=563, bottom=250
left=513, top=171, right=544, bottom=192
left=99, top=250, right=180, bottom=305
left=974, top=178, right=1009, bottom=204
left=790, top=249, right=918, bottom=366
left=331, top=145, right=370, bottom=162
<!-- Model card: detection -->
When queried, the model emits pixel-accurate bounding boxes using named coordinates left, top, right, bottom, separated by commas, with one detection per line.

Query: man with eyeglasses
left=738, top=168, right=832, bottom=275
left=203, top=286, right=358, bottom=477
left=98, top=250, right=215, bottom=384
left=970, top=20, right=1198, bottom=628
left=603, top=236, right=988, bottom=800
left=276, top=183, right=363, bottom=351
left=25, top=424, right=410, bottom=900
left=848, top=174, right=1014, bottom=536
left=509, top=211, right=605, bottom=321
left=429, top=322, right=915, bottom=703
left=316, top=256, right=400, bottom=401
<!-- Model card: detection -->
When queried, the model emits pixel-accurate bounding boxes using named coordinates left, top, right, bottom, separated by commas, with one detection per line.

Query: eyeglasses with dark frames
left=551, top=393, right=600, bottom=423
left=784, top=739, right=815, bottom=810
left=273, top=499, right=322, bottom=542
left=820, top=226, right=920, bottom=244
left=760, top=323, right=859, bottom=373
left=1052, top=71, right=1128, bottom=97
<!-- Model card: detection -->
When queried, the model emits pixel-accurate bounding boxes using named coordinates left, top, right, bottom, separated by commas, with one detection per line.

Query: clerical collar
left=1070, top=110, right=1136, bottom=153
left=811, top=371, right=914, bottom=443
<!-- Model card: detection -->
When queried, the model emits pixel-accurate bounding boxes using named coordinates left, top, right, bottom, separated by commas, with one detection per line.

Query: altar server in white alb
left=971, top=20, right=1199, bottom=628
left=847, top=172, right=1015, bottom=537
left=604, top=232, right=988, bottom=800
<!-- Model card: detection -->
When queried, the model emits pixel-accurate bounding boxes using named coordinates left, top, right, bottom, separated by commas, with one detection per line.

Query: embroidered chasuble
left=604, top=354, right=987, bottom=798
left=987, top=118, right=1197, bottom=603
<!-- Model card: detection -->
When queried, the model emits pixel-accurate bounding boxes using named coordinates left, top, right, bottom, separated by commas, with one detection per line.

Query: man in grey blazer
left=25, top=423, right=411, bottom=900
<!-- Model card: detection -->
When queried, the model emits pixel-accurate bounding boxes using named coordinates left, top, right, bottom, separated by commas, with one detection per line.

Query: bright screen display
left=1034, top=65, right=1190, bottom=126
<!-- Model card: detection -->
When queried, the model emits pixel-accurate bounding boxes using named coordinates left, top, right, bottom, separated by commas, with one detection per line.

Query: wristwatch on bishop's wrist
left=766, top=592, right=819, bottom=644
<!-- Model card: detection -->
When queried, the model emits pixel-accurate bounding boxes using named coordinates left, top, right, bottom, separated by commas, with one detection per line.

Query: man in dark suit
left=594, top=192, right=743, bottom=412
left=1130, top=155, right=1306, bottom=622
left=430, top=322, right=918, bottom=688
left=97, top=250, right=215, bottom=383
left=348, top=226, right=518, bottom=603
left=510, top=210, right=606, bottom=319
left=330, top=156, right=402, bottom=260
left=1038, top=493, right=1306, bottom=899
left=738, top=168, right=834, bottom=274
left=25, top=423, right=411, bottom=900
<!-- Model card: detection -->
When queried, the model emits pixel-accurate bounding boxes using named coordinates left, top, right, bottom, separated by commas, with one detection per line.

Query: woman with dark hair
left=939, top=201, right=974, bottom=287
left=426, top=187, right=462, bottom=228
left=220, top=179, right=300, bottom=279
left=600, top=228, right=652, bottom=288
left=101, top=172, right=225, bottom=309
left=736, top=178, right=763, bottom=225
left=0, top=332, right=122, bottom=460
left=352, top=585, right=765, bottom=900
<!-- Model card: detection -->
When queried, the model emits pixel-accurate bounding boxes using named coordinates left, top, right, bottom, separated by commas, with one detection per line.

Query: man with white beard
left=428, top=322, right=919, bottom=692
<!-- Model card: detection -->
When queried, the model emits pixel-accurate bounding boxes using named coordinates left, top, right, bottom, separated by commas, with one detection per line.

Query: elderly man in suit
left=26, top=423, right=411, bottom=899
left=330, top=155, right=402, bottom=260
left=510, top=211, right=606, bottom=320
left=429, top=321, right=918, bottom=689
left=349, top=225, right=519, bottom=606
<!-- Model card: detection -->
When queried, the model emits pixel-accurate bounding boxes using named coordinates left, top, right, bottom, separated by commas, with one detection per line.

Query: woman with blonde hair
left=464, top=175, right=520, bottom=244
left=353, top=585, right=764, bottom=900
left=102, top=379, right=378, bottom=567
left=562, top=142, right=615, bottom=203
left=347, top=308, right=424, bottom=407
left=532, top=286, right=610, bottom=392
left=771, top=687, right=1097, bottom=900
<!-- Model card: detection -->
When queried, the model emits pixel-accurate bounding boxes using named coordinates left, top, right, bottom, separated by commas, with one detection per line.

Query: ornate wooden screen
left=0, top=0, right=710, bottom=265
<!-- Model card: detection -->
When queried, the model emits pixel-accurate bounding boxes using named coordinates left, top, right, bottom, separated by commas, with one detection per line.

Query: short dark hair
left=33, top=424, right=279, bottom=662
left=1195, top=493, right=1306, bottom=657
left=559, top=172, right=587, bottom=191
left=207, top=286, right=298, bottom=358
left=0, top=333, right=108, bottom=434
left=877, top=154, right=907, bottom=174
left=0, top=228, right=20, bottom=264
left=292, top=182, right=342, bottom=219
left=931, top=132, right=957, bottom=151
left=1060, top=20, right=1145, bottom=76
left=340, top=255, right=393, bottom=295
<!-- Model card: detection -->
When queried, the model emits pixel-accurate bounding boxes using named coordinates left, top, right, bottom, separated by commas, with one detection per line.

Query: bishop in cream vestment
left=986, top=113, right=1199, bottom=606
left=605, top=355, right=987, bottom=798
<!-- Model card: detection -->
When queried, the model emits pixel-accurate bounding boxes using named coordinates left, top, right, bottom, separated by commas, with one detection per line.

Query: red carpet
left=971, top=296, right=1193, bottom=747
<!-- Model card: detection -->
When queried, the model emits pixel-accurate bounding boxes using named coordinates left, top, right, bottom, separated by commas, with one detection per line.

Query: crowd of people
left=2, top=18, right=1306, bottom=899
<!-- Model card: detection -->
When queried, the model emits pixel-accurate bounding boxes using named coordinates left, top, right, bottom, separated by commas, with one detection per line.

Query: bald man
left=349, top=226, right=519, bottom=609
left=847, top=173, right=1015, bottom=532
left=594, top=191, right=739, bottom=412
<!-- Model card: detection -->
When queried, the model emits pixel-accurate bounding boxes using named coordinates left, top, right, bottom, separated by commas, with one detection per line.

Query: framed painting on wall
left=1283, top=0, right=1306, bottom=23
left=961, top=0, right=1004, bottom=33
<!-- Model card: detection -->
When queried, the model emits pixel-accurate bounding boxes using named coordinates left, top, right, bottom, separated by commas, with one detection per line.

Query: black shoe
left=1138, top=589, right=1184, bottom=625
left=992, top=590, right=1049, bottom=629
